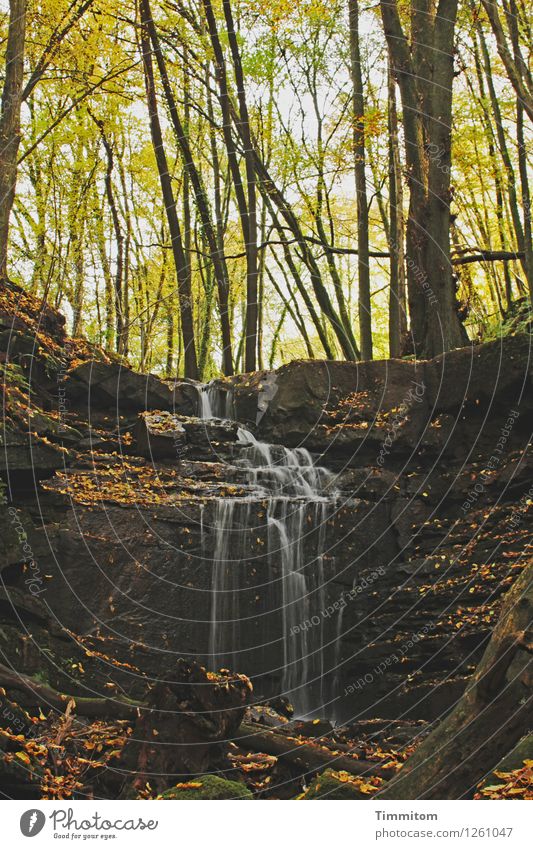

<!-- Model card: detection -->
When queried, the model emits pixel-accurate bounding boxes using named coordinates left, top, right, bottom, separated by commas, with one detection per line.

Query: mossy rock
left=158, top=774, right=253, bottom=800
left=299, top=769, right=368, bottom=800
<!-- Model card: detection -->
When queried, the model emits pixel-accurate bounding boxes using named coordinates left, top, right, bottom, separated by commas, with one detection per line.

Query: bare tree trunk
left=0, top=0, right=26, bottom=278
left=222, top=0, right=258, bottom=372
left=387, top=63, right=406, bottom=357
left=201, top=0, right=255, bottom=373
left=470, top=31, right=514, bottom=313
left=262, top=191, right=335, bottom=358
left=348, top=0, right=372, bottom=360
left=508, top=0, right=533, bottom=300
left=253, top=151, right=359, bottom=359
left=92, top=117, right=125, bottom=353
left=480, top=0, right=533, bottom=123
left=517, top=102, right=533, bottom=301
left=475, top=14, right=529, bottom=301
left=145, top=4, right=234, bottom=375
left=139, top=0, right=198, bottom=379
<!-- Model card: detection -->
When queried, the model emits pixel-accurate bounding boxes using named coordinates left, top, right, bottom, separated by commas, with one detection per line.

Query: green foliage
left=485, top=299, right=533, bottom=341
left=0, top=362, right=30, bottom=392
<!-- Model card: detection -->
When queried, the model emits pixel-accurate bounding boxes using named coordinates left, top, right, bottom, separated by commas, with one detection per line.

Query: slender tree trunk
left=387, top=63, right=406, bottom=357
left=201, top=0, right=256, bottom=372
left=253, top=152, right=359, bottom=359
left=200, top=0, right=358, bottom=360
left=517, top=102, right=533, bottom=301
left=265, top=264, right=314, bottom=359
left=257, top=202, right=268, bottom=369
left=0, top=0, right=26, bottom=278
left=508, top=0, right=533, bottom=300
left=92, top=118, right=125, bottom=353
left=348, top=0, right=372, bottom=360
left=145, top=6, right=233, bottom=375
left=475, top=17, right=528, bottom=300
left=262, top=192, right=335, bottom=358
left=222, top=0, right=258, bottom=372
left=139, top=0, right=198, bottom=379
left=93, top=191, right=115, bottom=349
left=480, top=0, right=533, bottom=123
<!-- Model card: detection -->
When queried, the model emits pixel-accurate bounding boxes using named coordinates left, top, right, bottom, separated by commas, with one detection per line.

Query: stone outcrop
left=0, top=278, right=531, bottom=800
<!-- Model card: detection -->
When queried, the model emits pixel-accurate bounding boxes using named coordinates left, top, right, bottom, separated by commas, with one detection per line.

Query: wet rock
left=181, top=416, right=239, bottom=459
left=299, top=768, right=369, bottom=799
left=135, top=411, right=187, bottom=460
left=244, top=704, right=289, bottom=728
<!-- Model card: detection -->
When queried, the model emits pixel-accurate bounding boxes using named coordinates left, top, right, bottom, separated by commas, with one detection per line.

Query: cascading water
left=197, top=382, right=235, bottom=420
left=198, top=381, right=338, bottom=717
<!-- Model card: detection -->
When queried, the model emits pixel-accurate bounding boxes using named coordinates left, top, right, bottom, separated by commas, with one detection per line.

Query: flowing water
left=197, top=381, right=340, bottom=717
left=197, top=382, right=235, bottom=420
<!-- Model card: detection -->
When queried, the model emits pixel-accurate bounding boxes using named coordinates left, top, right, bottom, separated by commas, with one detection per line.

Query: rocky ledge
left=0, top=279, right=531, bottom=799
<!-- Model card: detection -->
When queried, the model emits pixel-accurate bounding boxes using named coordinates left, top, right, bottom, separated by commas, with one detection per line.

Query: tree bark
left=480, top=0, right=533, bottom=123
left=0, top=662, right=142, bottom=720
left=0, top=0, right=27, bottom=278
left=379, top=561, right=533, bottom=799
left=387, top=62, right=406, bottom=357
left=92, top=117, right=125, bottom=353
left=475, top=13, right=529, bottom=301
left=145, top=5, right=234, bottom=375
left=222, top=0, right=258, bottom=372
left=380, top=0, right=466, bottom=357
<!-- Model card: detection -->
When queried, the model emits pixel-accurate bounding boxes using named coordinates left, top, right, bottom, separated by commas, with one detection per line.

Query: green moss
left=299, top=769, right=367, bottom=800
left=158, top=774, right=253, bottom=800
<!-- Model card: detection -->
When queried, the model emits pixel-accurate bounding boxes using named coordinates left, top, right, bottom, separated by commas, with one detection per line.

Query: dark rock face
left=221, top=334, right=532, bottom=465
left=66, top=360, right=175, bottom=413
left=0, top=428, right=65, bottom=474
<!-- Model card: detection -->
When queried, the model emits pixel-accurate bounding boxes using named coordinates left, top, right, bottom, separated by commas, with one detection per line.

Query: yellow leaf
left=358, top=782, right=378, bottom=794
left=173, top=781, right=202, bottom=789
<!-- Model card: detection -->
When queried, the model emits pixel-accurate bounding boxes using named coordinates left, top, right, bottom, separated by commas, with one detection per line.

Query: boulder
left=255, top=359, right=428, bottom=459
left=118, top=661, right=252, bottom=794
left=425, top=334, right=532, bottom=413
left=158, top=774, right=253, bottom=800
left=0, top=427, right=65, bottom=475
left=135, top=411, right=187, bottom=460
left=66, top=360, right=175, bottom=412
left=299, top=769, right=371, bottom=799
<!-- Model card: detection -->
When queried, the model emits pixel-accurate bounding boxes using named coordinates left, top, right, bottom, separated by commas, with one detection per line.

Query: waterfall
left=196, top=381, right=234, bottom=420
left=198, top=383, right=338, bottom=717
left=333, top=594, right=346, bottom=721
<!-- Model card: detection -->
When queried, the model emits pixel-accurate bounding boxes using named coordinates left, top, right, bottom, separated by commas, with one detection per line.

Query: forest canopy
left=0, top=0, right=531, bottom=377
